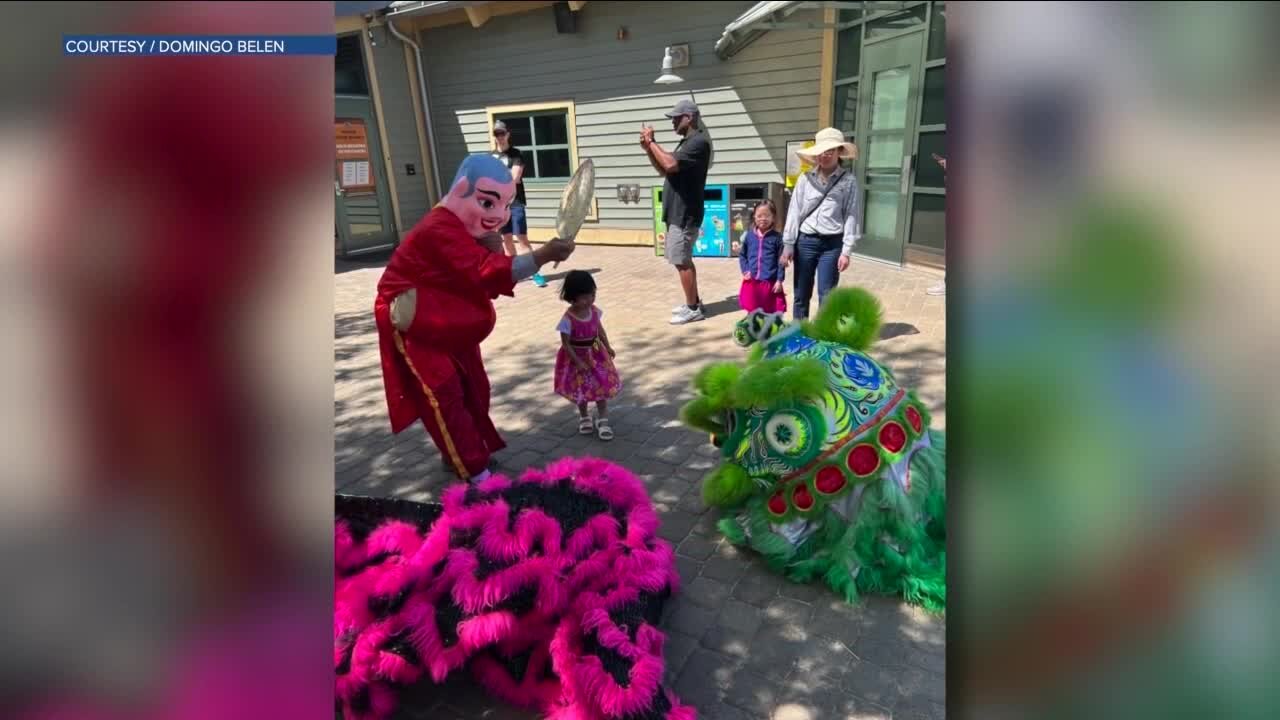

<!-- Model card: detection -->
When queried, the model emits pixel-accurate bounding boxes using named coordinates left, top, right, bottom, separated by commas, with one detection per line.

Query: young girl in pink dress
left=738, top=200, right=788, bottom=314
left=554, top=270, right=621, bottom=441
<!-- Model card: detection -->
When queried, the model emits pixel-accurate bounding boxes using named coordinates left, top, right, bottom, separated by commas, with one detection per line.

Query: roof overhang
left=715, top=1, right=914, bottom=59
left=368, top=0, right=565, bottom=31
left=335, top=1, right=395, bottom=17
left=383, top=1, right=489, bottom=19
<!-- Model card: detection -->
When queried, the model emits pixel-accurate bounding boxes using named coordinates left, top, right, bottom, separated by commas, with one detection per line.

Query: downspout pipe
left=386, top=17, right=443, bottom=203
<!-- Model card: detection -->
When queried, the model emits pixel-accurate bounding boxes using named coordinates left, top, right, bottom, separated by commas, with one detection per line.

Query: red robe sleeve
left=432, top=220, right=517, bottom=299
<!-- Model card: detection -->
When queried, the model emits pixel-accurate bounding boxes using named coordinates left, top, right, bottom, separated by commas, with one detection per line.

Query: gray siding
left=419, top=1, right=821, bottom=232
left=370, top=27, right=431, bottom=231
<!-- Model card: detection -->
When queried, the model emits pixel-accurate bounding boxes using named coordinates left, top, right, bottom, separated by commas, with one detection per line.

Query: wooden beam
left=336, top=15, right=365, bottom=34
left=401, top=1, right=555, bottom=32
left=818, top=5, right=836, bottom=128
left=464, top=4, right=492, bottom=28
left=568, top=0, right=587, bottom=10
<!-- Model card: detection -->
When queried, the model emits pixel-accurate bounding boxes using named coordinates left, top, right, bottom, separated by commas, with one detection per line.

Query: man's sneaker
left=533, top=273, right=548, bottom=288
left=672, top=301, right=703, bottom=314
left=926, top=281, right=946, bottom=296
left=670, top=305, right=705, bottom=325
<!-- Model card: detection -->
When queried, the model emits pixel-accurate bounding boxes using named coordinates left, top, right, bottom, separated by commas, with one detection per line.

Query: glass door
left=856, top=30, right=925, bottom=265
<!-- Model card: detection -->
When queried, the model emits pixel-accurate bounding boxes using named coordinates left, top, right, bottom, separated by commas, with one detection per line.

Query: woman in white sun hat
left=781, top=127, right=861, bottom=320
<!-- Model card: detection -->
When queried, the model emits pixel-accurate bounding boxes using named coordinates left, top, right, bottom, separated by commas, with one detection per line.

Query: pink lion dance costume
left=335, top=457, right=696, bottom=720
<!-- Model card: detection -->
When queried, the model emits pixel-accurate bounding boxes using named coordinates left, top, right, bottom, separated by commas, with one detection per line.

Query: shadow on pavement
left=880, top=322, right=921, bottom=340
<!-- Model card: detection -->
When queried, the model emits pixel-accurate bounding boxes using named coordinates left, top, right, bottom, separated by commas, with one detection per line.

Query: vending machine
left=729, top=182, right=787, bottom=259
left=653, top=184, right=732, bottom=258
left=694, top=184, right=731, bottom=258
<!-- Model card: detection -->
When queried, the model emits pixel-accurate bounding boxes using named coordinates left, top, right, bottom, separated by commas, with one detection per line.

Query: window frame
left=483, top=100, right=595, bottom=222
left=485, top=100, right=579, bottom=183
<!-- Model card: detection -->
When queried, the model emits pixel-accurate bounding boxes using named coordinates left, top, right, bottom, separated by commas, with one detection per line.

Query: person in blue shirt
left=737, top=199, right=788, bottom=314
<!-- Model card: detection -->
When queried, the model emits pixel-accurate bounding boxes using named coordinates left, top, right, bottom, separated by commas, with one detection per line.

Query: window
left=833, top=81, right=858, bottom=143
left=915, top=131, right=946, bottom=188
left=921, top=66, right=945, bottom=127
left=909, top=194, right=945, bottom=251
left=928, top=2, right=946, bottom=61
left=835, top=32, right=860, bottom=80
left=866, top=4, right=927, bottom=40
left=335, top=34, right=368, bottom=96
left=491, top=106, right=574, bottom=180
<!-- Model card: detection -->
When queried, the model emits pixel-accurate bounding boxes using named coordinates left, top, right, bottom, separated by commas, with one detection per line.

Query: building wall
left=369, top=27, right=431, bottom=230
left=415, top=0, right=822, bottom=240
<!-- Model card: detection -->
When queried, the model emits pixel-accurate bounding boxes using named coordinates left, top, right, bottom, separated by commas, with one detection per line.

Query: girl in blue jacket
left=738, top=200, right=788, bottom=313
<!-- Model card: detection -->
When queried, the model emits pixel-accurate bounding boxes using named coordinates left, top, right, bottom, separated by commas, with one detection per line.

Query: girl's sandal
left=596, top=419, right=614, bottom=442
left=578, top=416, right=595, bottom=435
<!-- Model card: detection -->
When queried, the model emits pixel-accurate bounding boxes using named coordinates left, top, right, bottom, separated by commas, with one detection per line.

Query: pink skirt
left=739, top=279, right=788, bottom=313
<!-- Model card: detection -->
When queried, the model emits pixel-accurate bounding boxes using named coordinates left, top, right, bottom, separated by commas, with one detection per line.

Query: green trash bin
left=652, top=186, right=665, bottom=257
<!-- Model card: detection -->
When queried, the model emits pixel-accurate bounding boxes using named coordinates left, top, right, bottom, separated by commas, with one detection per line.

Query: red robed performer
left=374, top=154, right=574, bottom=483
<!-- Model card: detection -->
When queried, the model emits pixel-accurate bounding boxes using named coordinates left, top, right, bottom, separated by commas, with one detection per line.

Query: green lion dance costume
left=680, top=287, right=946, bottom=612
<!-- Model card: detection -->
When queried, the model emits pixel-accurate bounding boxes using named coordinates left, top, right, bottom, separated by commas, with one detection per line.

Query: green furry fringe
left=701, top=463, right=755, bottom=508
left=683, top=362, right=746, bottom=436
left=680, top=396, right=725, bottom=436
left=718, top=433, right=948, bottom=613
left=732, top=357, right=828, bottom=407
left=805, top=288, right=885, bottom=352
left=718, top=517, right=748, bottom=546
left=693, top=363, right=742, bottom=405
left=849, top=487, right=947, bottom=613
left=726, top=499, right=802, bottom=575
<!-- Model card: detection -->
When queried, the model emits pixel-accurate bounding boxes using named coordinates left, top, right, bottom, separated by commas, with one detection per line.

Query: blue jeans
left=792, top=233, right=843, bottom=320
left=501, top=204, right=528, bottom=235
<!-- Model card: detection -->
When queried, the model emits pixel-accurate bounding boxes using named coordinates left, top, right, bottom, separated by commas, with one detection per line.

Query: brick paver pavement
left=336, top=245, right=946, bottom=720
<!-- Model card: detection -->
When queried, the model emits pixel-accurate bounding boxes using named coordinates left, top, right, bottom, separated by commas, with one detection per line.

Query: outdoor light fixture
left=654, top=46, right=683, bottom=85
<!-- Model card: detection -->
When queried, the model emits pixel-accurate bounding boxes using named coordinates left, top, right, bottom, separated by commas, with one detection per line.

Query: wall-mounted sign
left=785, top=139, right=815, bottom=189
left=336, top=118, right=375, bottom=191
left=336, top=120, right=369, bottom=159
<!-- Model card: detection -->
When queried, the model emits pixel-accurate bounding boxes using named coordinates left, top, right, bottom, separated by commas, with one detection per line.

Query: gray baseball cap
left=492, top=120, right=508, bottom=134
left=663, top=99, right=700, bottom=118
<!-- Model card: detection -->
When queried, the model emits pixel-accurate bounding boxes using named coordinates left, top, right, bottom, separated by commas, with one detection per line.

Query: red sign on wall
left=335, top=119, right=375, bottom=191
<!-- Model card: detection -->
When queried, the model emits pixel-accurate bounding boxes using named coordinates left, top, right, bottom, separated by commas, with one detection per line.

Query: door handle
left=900, top=154, right=913, bottom=196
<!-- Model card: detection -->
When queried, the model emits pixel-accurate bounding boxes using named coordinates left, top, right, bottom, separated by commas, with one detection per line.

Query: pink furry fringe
left=470, top=644, right=562, bottom=710
left=335, top=456, right=696, bottom=720
left=551, top=584, right=677, bottom=720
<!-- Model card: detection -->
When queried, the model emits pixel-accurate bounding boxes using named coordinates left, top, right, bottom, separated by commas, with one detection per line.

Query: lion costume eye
left=745, top=405, right=827, bottom=472
left=765, top=412, right=809, bottom=456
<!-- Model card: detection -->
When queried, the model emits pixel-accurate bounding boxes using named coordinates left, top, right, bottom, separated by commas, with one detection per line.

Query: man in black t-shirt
left=491, top=120, right=546, bottom=287
left=641, top=99, right=712, bottom=325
